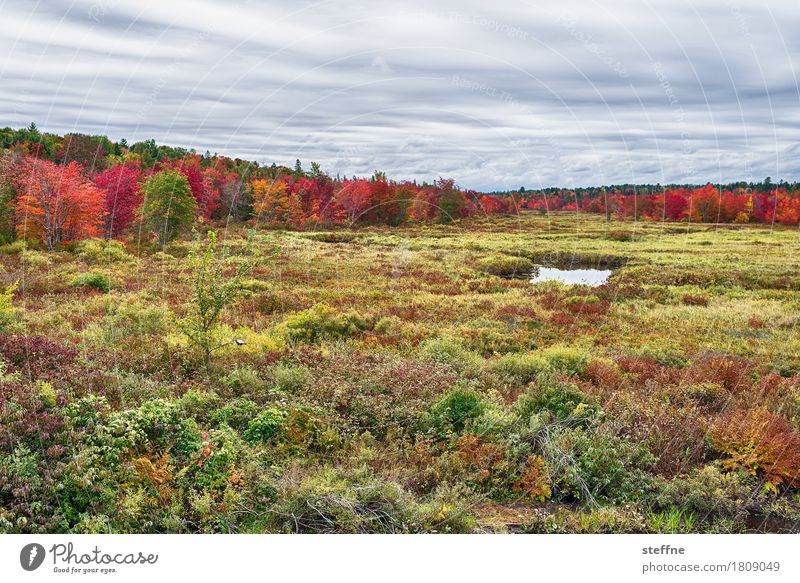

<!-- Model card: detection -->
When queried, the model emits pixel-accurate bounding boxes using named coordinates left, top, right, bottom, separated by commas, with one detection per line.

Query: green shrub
left=538, top=344, right=589, bottom=376
left=491, top=345, right=588, bottom=383
left=177, top=390, right=222, bottom=423
left=272, top=465, right=417, bottom=533
left=490, top=352, right=549, bottom=383
left=242, top=407, right=288, bottom=443
left=212, top=398, right=260, bottom=431
left=476, top=255, right=534, bottom=277
left=418, top=337, right=483, bottom=377
left=427, top=386, right=488, bottom=435
left=76, top=239, right=133, bottom=263
left=89, top=296, right=170, bottom=342
left=277, top=303, right=368, bottom=343
left=653, top=463, right=763, bottom=519
left=0, top=239, right=28, bottom=254
left=0, top=280, right=18, bottom=332
left=272, top=364, right=310, bottom=393
left=71, top=272, right=111, bottom=293
left=37, top=380, right=57, bottom=408
left=549, top=425, right=655, bottom=504
left=515, top=380, right=600, bottom=424
left=220, top=366, right=264, bottom=395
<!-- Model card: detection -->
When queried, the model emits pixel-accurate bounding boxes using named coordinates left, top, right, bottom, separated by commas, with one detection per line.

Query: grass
left=1, top=213, right=799, bottom=533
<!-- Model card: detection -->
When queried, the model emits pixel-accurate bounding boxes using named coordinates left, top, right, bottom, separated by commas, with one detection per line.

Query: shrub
left=242, top=407, right=286, bottom=443
left=88, top=296, right=170, bottom=343
left=476, top=255, right=534, bottom=277
left=490, top=352, right=549, bottom=383
left=0, top=239, right=27, bottom=254
left=76, top=239, right=133, bottom=263
left=515, top=380, right=600, bottom=424
left=243, top=406, right=337, bottom=453
left=682, top=293, right=709, bottom=306
left=654, top=463, right=764, bottom=519
left=607, top=230, right=633, bottom=242
left=538, top=344, right=589, bottom=376
left=212, top=398, right=260, bottom=431
left=70, top=272, right=111, bottom=293
left=277, top=303, right=368, bottom=343
left=272, top=465, right=417, bottom=533
left=708, top=409, right=800, bottom=492
left=548, top=425, right=655, bottom=503
left=491, top=344, right=588, bottom=383
left=272, top=364, right=309, bottom=393
left=0, top=280, right=18, bottom=332
left=427, top=386, right=488, bottom=436
left=418, top=336, right=483, bottom=377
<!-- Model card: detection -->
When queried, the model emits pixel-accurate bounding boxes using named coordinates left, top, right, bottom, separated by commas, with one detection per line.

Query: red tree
left=93, top=164, right=142, bottom=237
left=15, top=159, right=106, bottom=249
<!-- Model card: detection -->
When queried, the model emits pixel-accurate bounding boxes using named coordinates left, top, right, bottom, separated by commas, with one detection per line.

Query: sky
left=1, top=0, right=798, bottom=191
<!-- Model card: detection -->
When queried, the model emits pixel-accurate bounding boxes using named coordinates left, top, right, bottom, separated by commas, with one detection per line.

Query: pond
left=530, top=266, right=612, bottom=286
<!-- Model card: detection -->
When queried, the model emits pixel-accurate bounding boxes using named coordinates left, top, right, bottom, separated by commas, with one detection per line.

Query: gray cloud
left=1, top=0, right=798, bottom=190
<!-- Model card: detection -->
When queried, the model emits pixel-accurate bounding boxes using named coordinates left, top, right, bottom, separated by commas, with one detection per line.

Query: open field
left=2, top=212, right=800, bottom=533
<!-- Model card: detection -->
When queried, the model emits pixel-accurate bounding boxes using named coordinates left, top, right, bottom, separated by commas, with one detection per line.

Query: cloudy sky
left=1, top=0, right=798, bottom=190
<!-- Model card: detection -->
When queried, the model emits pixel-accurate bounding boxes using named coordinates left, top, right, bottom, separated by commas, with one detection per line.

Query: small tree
left=179, top=230, right=252, bottom=373
left=139, top=170, right=196, bottom=245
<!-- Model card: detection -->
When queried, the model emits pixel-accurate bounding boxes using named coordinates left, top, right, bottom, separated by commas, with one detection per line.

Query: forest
left=0, top=124, right=799, bottom=534
left=3, top=125, right=800, bottom=254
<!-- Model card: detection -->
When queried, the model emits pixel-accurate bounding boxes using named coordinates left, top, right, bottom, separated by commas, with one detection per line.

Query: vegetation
left=1, top=126, right=799, bottom=533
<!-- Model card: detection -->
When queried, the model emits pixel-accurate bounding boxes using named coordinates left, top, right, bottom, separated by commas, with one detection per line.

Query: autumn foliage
left=15, top=158, right=106, bottom=249
left=3, top=124, right=800, bottom=251
left=709, top=409, right=800, bottom=492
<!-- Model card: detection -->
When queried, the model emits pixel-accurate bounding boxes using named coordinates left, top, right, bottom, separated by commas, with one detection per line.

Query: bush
left=490, top=352, right=549, bottom=383
left=491, top=344, right=588, bottom=383
left=71, top=272, right=111, bottom=293
left=212, top=398, right=260, bottom=431
left=0, top=280, right=18, bottom=332
left=654, top=463, right=764, bottom=519
left=87, top=296, right=170, bottom=343
left=277, top=303, right=368, bottom=343
left=76, top=239, right=133, bottom=263
left=418, top=336, right=483, bottom=377
left=242, top=407, right=286, bottom=443
left=708, top=409, right=800, bottom=492
left=515, top=380, right=600, bottom=424
left=272, top=364, right=310, bottom=393
left=427, top=386, right=488, bottom=436
left=243, top=406, right=337, bottom=453
left=272, top=465, right=418, bottom=533
left=548, top=425, right=655, bottom=503
left=476, top=255, right=534, bottom=277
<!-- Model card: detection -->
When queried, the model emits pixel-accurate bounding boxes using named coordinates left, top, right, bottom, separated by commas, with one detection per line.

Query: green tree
left=139, top=170, right=197, bottom=245
left=179, top=230, right=253, bottom=373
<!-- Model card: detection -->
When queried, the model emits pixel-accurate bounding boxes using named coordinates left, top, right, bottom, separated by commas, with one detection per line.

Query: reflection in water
left=530, top=266, right=612, bottom=286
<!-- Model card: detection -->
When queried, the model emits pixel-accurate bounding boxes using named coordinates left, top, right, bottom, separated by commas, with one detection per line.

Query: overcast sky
left=1, top=0, right=798, bottom=190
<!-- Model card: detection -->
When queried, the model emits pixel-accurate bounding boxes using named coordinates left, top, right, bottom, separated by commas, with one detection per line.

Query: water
left=530, top=266, right=612, bottom=286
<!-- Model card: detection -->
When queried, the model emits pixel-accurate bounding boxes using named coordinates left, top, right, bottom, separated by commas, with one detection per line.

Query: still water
left=530, top=266, right=612, bottom=286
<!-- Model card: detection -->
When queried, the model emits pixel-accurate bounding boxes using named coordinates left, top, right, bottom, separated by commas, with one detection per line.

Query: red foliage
left=15, top=159, right=106, bottom=249
left=709, top=409, right=800, bottom=491
left=92, top=164, right=142, bottom=237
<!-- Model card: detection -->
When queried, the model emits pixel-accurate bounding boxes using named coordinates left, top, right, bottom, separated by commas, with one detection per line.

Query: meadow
left=1, top=212, right=799, bottom=533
